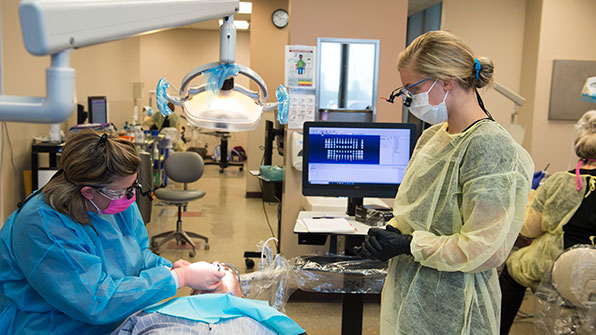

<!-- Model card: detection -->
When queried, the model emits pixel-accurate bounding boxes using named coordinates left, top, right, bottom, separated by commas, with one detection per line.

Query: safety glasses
left=384, top=77, right=432, bottom=107
left=96, top=179, right=141, bottom=200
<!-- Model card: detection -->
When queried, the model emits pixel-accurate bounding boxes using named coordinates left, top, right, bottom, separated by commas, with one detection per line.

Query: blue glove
left=532, top=171, right=545, bottom=190
left=354, top=225, right=412, bottom=261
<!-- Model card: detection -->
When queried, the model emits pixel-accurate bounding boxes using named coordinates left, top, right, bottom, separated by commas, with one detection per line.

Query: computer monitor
left=302, top=121, right=417, bottom=215
left=88, top=96, right=107, bottom=123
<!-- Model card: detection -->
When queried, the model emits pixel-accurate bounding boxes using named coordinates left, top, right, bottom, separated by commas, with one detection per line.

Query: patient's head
left=191, top=262, right=244, bottom=297
left=574, top=110, right=596, bottom=160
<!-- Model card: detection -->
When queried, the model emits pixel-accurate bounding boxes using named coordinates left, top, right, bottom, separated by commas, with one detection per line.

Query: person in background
left=145, top=102, right=186, bottom=151
left=499, top=110, right=596, bottom=334
left=0, top=130, right=224, bottom=335
left=355, top=30, right=533, bottom=334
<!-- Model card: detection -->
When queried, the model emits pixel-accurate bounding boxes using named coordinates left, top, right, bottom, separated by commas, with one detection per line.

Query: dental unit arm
left=492, top=81, right=526, bottom=124
left=0, top=0, right=239, bottom=123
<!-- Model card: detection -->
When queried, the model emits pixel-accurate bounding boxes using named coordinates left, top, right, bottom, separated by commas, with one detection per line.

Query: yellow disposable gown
left=144, top=113, right=186, bottom=151
left=382, top=120, right=533, bottom=335
left=506, top=171, right=595, bottom=288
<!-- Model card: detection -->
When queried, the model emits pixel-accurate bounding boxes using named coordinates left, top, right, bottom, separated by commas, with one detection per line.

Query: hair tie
left=576, top=158, right=596, bottom=191
left=97, top=133, right=109, bottom=148
left=474, top=58, right=481, bottom=81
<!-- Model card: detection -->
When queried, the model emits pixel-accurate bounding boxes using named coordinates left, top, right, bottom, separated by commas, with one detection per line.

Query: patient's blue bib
left=144, top=294, right=304, bottom=335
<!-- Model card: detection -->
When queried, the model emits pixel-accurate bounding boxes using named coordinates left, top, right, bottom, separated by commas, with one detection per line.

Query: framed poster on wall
left=549, top=60, right=596, bottom=121
left=285, top=45, right=316, bottom=88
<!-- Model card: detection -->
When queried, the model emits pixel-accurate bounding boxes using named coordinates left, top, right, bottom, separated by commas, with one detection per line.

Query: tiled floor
left=146, top=165, right=535, bottom=335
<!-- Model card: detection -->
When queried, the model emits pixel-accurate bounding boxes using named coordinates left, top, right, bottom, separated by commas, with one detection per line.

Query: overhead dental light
left=181, top=77, right=263, bottom=131
left=157, top=15, right=272, bottom=131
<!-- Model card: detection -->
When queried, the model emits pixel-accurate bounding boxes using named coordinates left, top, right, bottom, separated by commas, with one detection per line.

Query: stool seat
left=154, top=189, right=206, bottom=202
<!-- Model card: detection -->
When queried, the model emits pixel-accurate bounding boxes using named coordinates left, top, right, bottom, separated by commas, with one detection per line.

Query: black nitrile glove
left=354, top=225, right=412, bottom=261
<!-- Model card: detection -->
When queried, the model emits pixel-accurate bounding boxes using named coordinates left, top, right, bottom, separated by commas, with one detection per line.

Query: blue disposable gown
left=0, top=194, right=177, bottom=334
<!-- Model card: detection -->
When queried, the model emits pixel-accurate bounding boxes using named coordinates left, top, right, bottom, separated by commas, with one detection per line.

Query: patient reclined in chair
left=112, top=263, right=305, bottom=335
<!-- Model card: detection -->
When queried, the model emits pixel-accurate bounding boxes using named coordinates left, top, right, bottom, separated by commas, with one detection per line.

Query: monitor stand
left=347, top=197, right=363, bottom=216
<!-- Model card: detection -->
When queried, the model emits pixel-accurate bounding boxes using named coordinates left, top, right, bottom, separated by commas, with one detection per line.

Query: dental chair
left=150, top=152, right=208, bottom=257
left=533, top=244, right=596, bottom=335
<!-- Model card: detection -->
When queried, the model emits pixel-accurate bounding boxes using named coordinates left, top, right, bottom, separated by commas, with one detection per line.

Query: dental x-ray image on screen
left=302, top=121, right=417, bottom=204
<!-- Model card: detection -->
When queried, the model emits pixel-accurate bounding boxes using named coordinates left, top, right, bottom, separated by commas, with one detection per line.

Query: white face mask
left=408, top=79, right=449, bottom=124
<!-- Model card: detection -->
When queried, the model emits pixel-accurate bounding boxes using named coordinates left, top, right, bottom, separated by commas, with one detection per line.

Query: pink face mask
left=89, top=190, right=136, bottom=215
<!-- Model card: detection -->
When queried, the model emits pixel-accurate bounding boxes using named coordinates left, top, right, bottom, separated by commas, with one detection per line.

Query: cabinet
left=31, top=141, right=64, bottom=190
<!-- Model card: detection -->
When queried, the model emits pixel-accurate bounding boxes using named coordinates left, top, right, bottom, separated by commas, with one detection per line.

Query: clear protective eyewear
left=96, top=179, right=141, bottom=200
left=384, top=77, right=432, bottom=107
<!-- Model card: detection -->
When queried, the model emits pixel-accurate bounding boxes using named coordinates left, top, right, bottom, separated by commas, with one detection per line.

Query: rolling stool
left=151, top=152, right=209, bottom=257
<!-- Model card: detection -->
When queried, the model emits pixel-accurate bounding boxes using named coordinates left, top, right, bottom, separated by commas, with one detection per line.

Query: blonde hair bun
left=474, top=57, right=494, bottom=89
left=399, top=30, right=494, bottom=90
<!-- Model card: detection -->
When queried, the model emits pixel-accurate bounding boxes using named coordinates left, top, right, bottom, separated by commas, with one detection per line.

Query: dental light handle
left=178, top=62, right=268, bottom=103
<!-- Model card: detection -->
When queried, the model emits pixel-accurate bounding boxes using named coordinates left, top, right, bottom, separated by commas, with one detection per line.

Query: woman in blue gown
left=0, top=131, right=224, bottom=335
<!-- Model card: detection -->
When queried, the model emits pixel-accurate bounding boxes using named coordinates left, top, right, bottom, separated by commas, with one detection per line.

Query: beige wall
left=245, top=0, right=288, bottom=194
left=518, top=0, right=543, bottom=152
left=70, top=38, right=142, bottom=131
left=3, top=0, right=595, bottom=230
left=1, top=0, right=143, bottom=220
left=280, top=0, right=409, bottom=257
left=289, top=0, right=407, bottom=123
left=524, top=0, right=596, bottom=172
left=1, top=0, right=49, bottom=221
left=443, top=0, right=596, bottom=172
left=442, top=0, right=527, bottom=127
left=0, top=2, right=250, bottom=223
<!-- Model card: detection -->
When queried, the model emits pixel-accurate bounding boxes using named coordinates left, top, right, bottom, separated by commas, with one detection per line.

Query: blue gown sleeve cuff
left=169, top=268, right=180, bottom=289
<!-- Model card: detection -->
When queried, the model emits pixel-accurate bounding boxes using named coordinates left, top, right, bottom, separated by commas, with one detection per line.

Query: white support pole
left=0, top=50, right=75, bottom=123
left=220, top=15, right=236, bottom=64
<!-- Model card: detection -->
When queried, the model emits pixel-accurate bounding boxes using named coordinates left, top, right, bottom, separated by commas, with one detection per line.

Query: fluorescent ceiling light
left=239, top=2, right=252, bottom=14
left=218, top=19, right=250, bottom=30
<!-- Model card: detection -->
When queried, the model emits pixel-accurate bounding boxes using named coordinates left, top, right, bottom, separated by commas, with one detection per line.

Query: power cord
left=3, top=123, right=24, bottom=201
left=257, top=147, right=279, bottom=245
left=260, top=190, right=276, bottom=238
